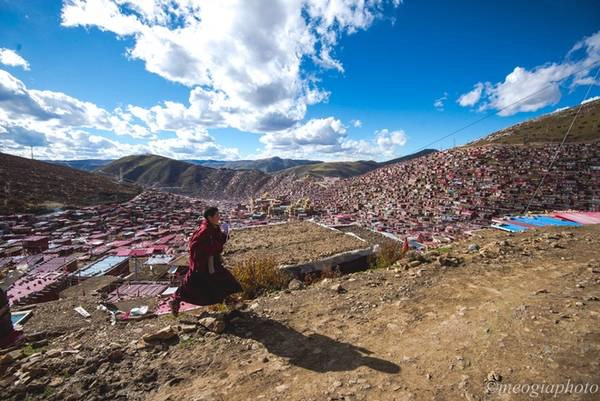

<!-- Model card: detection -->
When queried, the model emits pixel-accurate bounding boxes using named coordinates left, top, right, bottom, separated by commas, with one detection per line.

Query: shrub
left=233, top=256, right=289, bottom=299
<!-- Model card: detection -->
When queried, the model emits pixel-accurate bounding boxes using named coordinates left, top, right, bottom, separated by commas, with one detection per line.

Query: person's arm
left=209, top=226, right=227, bottom=254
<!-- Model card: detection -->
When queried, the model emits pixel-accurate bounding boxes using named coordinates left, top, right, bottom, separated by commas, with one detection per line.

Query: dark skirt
left=174, top=266, right=242, bottom=306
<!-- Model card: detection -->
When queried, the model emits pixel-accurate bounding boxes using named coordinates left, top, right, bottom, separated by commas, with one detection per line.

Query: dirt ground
left=1, top=225, right=599, bottom=401
left=224, top=221, right=368, bottom=266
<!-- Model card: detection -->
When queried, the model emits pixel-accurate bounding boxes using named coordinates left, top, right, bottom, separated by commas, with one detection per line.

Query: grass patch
left=21, top=343, right=47, bottom=357
left=233, top=256, right=289, bottom=299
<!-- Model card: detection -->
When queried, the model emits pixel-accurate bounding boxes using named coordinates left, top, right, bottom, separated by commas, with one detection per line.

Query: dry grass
left=232, top=256, right=289, bottom=299
left=369, top=241, right=404, bottom=270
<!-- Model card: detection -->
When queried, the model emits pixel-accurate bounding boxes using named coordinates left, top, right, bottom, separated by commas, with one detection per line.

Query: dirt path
left=148, top=226, right=600, bottom=401
left=2, top=226, right=599, bottom=401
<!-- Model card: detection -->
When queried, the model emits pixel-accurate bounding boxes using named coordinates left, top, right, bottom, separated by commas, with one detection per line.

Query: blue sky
left=0, top=0, right=599, bottom=161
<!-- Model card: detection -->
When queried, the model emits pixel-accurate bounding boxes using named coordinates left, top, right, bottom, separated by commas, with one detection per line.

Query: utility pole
left=30, top=146, right=33, bottom=160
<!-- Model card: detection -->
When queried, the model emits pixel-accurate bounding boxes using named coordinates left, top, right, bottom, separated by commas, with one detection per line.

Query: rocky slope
left=0, top=152, right=141, bottom=214
left=1, top=225, right=599, bottom=400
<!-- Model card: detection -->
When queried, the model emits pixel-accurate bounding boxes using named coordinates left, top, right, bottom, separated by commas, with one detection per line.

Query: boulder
left=142, top=326, right=178, bottom=343
left=198, top=317, right=226, bottom=334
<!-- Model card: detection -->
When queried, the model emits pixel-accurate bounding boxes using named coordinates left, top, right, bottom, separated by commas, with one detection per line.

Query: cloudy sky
left=0, top=0, right=599, bottom=161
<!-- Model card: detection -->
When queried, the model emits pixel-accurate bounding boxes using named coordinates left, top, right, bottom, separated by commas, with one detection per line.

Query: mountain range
left=4, top=99, right=599, bottom=213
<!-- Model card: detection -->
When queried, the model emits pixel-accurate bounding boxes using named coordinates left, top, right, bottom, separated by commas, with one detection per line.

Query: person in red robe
left=169, top=207, right=242, bottom=316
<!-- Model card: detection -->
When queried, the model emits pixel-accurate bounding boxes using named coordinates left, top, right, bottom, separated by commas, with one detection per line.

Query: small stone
left=180, top=324, right=197, bottom=333
left=142, top=326, right=178, bottom=343
left=49, top=377, right=64, bottom=387
left=45, top=349, right=62, bottom=358
left=288, top=279, right=304, bottom=290
left=487, top=371, right=502, bottom=382
left=467, top=244, right=480, bottom=253
left=275, top=384, right=289, bottom=393
left=408, top=260, right=422, bottom=268
left=330, top=284, right=347, bottom=293
left=198, top=317, right=226, bottom=334
left=0, top=353, right=13, bottom=366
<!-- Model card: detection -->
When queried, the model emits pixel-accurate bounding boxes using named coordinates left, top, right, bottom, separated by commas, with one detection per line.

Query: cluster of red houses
left=267, top=143, right=600, bottom=245
left=0, top=192, right=216, bottom=306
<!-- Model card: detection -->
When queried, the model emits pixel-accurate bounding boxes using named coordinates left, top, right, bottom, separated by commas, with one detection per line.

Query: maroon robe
left=173, top=220, right=242, bottom=306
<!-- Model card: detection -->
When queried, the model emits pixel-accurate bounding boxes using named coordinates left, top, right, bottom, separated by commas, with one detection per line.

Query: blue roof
left=77, top=256, right=129, bottom=278
left=511, top=216, right=582, bottom=227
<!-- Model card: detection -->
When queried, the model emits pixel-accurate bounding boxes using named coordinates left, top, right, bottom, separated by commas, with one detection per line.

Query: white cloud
left=61, top=0, right=399, bottom=133
left=581, top=95, right=600, bottom=104
left=351, top=119, right=362, bottom=128
left=0, top=48, right=30, bottom=70
left=374, top=128, right=407, bottom=148
left=0, top=68, right=237, bottom=160
left=457, top=30, right=600, bottom=116
left=257, top=118, right=407, bottom=161
left=457, top=83, right=483, bottom=107
left=147, top=128, right=240, bottom=160
left=434, top=92, right=448, bottom=111
left=0, top=69, right=150, bottom=138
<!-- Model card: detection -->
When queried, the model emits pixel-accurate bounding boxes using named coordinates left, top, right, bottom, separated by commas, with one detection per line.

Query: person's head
left=203, top=206, right=220, bottom=225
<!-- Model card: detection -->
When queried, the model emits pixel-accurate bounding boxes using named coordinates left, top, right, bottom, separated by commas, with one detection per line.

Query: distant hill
left=378, top=149, right=438, bottom=167
left=48, top=159, right=113, bottom=171
left=98, top=155, right=271, bottom=199
left=274, top=149, right=438, bottom=179
left=0, top=153, right=141, bottom=214
left=277, top=160, right=379, bottom=178
left=469, top=98, right=600, bottom=146
left=185, top=157, right=321, bottom=173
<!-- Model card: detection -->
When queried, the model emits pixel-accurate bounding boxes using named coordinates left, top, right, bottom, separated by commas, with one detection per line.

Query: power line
left=524, top=65, right=600, bottom=214
left=414, top=59, right=600, bottom=153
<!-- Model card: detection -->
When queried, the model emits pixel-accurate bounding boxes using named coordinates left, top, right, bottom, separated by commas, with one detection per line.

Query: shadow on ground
left=226, top=311, right=400, bottom=374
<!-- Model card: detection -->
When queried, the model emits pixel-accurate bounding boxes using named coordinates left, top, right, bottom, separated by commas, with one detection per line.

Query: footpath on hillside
left=1, top=225, right=599, bottom=401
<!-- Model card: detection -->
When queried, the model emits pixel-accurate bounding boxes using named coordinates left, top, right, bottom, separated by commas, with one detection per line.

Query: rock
left=479, top=243, right=500, bottom=259
left=437, top=255, right=463, bottom=267
left=142, top=326, right=178, bottom=343
left=467, top=244, right=480, bottom=253
left=275, top=383, right=290, bottom=393
left=288, top=279, right=304, bottom=290
left=198, top=317, right=226, bottom=334
left=330, top=284, right=347, bottom=293
left=49, top=376, right=65, bottom=387
left=408, top=260, right=422, bottom=268
left=45, top=349, right=62, bottom=358
left=0, top=353, right=13, bottom=366
left=486, top=371, right=502, bottom=382
left=180, top=324, right=197, bottom=333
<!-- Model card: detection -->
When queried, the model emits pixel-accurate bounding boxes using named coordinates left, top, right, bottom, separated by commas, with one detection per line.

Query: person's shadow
left=225, top=311, right=400, bottom=374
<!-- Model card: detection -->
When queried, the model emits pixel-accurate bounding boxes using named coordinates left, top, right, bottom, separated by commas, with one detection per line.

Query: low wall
left=279, top=245, right=378, bottom=277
